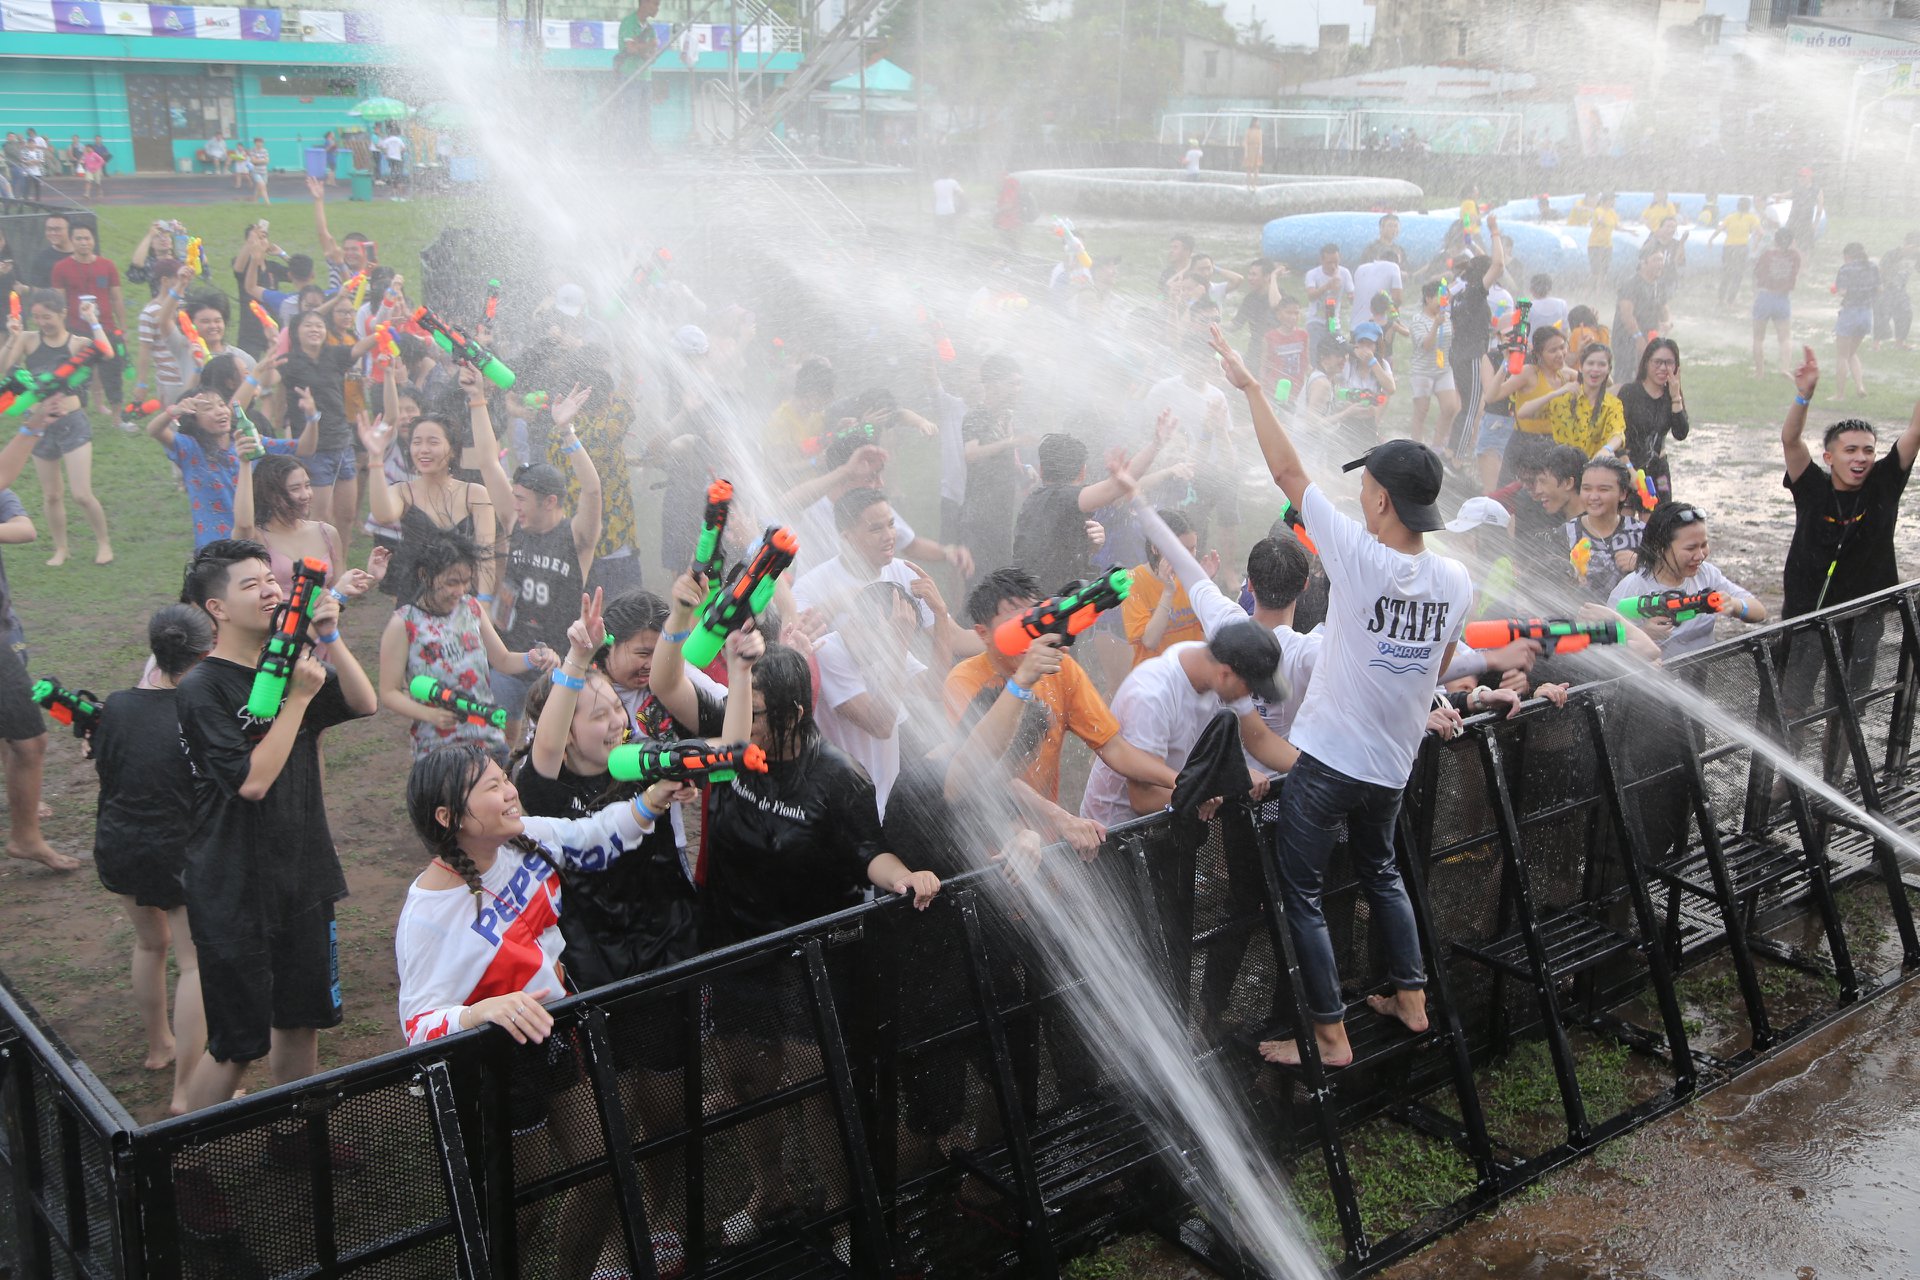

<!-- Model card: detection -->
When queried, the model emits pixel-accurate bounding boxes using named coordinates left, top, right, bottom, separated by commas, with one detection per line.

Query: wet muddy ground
left=1381, top=978, right=1920, bottom=1280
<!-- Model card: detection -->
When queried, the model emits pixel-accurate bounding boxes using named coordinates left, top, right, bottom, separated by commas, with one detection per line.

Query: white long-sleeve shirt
left=396, top=802, right=654, bottom=1044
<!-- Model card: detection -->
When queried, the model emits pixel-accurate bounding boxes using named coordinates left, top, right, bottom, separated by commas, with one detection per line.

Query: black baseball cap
left=1210, top=621, right=1287, bottom=705
left=512, top=462, right=568, bottom=497
left=1342, top=439, right=1446, bottom=533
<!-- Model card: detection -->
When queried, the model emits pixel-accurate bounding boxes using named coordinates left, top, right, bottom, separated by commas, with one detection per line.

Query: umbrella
left=348, top=97, right=411, bottom=121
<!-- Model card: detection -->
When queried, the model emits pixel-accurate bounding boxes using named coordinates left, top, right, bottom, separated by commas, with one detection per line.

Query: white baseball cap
left=1444, top=495, right=1511, bottom=534
left=553, top=283, right=586, bottom=317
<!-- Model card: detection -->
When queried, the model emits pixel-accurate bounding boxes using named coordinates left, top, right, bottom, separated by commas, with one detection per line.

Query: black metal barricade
left=3, top=587, right=1920, bottom=1280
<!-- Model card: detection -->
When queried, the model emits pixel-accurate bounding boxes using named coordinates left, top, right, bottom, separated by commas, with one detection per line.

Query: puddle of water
left=1385, top=983, right=1920, bottom=1279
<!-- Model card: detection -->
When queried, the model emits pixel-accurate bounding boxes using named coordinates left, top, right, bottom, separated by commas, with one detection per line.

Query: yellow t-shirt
left=1120, top=567, right=1205, bottom=667
left=1588, top=207, right=1619, bottom=248
left=767, top=399, right=824, bottom=453
left=1547, top=391, right=1626, bottom=458
left=1719, top=210, right=1761, bottom=247
left=1641, top=201, right=1679, bottom=231
left=1566, top=201, right=1595, bottom=227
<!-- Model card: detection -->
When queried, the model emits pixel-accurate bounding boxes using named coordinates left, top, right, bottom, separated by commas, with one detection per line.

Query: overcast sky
left=1210, top=0, right=1754, bottom=49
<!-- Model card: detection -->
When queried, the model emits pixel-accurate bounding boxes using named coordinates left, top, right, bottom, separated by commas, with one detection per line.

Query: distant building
left=1368, top=0, right=1664, bottom=75
left=1177, top=33, right=1295, bottom=99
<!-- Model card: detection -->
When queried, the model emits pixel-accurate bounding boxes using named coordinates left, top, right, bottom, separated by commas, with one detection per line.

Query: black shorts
left=196, top=902, right=342, bottom=1064
left=507, top=1028, right=584, bottom=1133
left=705, top=958, right=851, bottom=1048
left=94, top=843, right=187, bottom=911
left=0, top=641, right=43, bottom=741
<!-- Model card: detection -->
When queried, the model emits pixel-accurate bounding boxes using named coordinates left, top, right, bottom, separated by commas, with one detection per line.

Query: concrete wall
left=1178, top=35, right=1289, bottom=99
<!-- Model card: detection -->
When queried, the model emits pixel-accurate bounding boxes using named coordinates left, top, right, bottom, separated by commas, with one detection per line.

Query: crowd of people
left=0, top=170, right=1913, bottom=1253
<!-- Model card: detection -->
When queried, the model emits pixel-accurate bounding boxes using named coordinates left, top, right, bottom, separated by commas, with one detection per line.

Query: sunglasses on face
left=1671, top=506, right=1707, bottom=525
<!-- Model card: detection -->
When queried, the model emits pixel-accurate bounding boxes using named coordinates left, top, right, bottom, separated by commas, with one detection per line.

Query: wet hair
left=198, top=352, right=247, bottom=403
left=980, top=353, right=1022, bottom=383
left=1319, top=242, right=1339, bottom=256
left=185, top=290, right=230, bottom=324
left=1581, top=456, right=1634, bottom=512
left=1036, top=433, right=1088, bottom=485
left=1635, top=501, right=1707, bottom=575
left=1567, top=304, right=1600, bottom=330
left=1507, top=432, right=1553, bottom=479
left=834, top=485, right=890, bottom=532
left=1171, top=233, right=1195, bottom=252
left=1776, top=229, right=1795, bottom=248
left=1528, top=327, right=1568, bottom=366
left=181, top=537, right=272, bottom=613
left=755, top=641, right=816, bottom=761
left=1369, top=292, right=1391, bottom=316
left=856, top=578, right=915, bottom=625
left=148, top=603, right=214, bottom=680
left=405, top=744, right=549, bottom=914
left=286, top=253, right=314, bottom=280
left=1246, top=535, right=1310, bottom=610
left=401, top=414, right=461, bottom=473
left=1145, top=509, right=1193, bottom=572
left=966, top=566, right=1041, bottom=627
left=251, top=454, right=312, bottom=528
left=1540, top=444, right=1587, bottom=487
left=408, top=528, right=485, bottom=607
left=1420, top=279, right=1445, bottom=303
left=1571, top=342, right=1614, bottom=424
left=794, top=354, right=835, bottom=400
left=1823, top=418, right=1876, bottom=449
left=603, top=589, right=670, bottom=647
left=26, top=287, right=62, bottom=317
left=508, top=667, right=625, bottom=782
left=1635, top=337, right=1680, bottom=383
left=1530, top=273, right=1553, bottom=295
left=1843, top=241, right=1867, bottom=260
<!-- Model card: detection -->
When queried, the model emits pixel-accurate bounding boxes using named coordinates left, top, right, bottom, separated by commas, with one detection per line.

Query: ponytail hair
left=406, top=744, right=548, bottom=916
left=148, top=604, right=213, bottom=681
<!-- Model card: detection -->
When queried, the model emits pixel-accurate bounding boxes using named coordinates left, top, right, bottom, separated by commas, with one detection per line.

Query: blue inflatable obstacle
left=1260, top=211, right=1593, bottom=285
left=1479, top=192, right=1825, bottom=265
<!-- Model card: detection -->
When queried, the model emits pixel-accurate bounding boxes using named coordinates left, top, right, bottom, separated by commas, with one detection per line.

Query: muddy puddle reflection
left=1385, top=981, right=1920, bottom=1279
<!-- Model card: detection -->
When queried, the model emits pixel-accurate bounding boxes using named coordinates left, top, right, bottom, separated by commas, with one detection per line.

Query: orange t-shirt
left=943, top=652, right=1118, bottom=802
left=1120, top=565, right=1205, bottom=667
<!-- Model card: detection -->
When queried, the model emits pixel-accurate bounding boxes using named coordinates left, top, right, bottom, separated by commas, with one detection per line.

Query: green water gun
left=683, top=526, right=800, bottom=668
left=993, top=568, right=1132, bottom=655
left=1464, top=617, right=1625, bottom=655
left=29, top=677, right=102, bottom=739
left=409, top=675, right=507, bottom=730
left=411, top=305, right=515, bottom=389
left=1617, top=590, right=1726, bottom=624
left=693, top=478, right=732, bottom=582
left=607, top=738, right=768, bottom=785
left=1275, top=495, right=1318, bottom=556
left=0, top=341, right=109, bottom=419
left=246, top=557, right=329, bottom=720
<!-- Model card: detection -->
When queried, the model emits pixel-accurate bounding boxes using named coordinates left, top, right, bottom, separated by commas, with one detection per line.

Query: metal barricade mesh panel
left=328, top=1078, right=454, bottom=1263
left=1187, top=813, right=1281, bottom=1042
left=165, top=1121, right=316, bottom=1278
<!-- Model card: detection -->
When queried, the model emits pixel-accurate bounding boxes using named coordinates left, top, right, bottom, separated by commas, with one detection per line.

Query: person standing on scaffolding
left=614, top=0, right=662, bottom=154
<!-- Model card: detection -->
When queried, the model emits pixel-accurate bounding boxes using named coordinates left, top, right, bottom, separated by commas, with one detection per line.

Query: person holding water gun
left=1405, top=280, right=1457, bottom=449
left=144, top=383, right=299, bottom=550
left=1564, top=457, right=1644, bottom=601
left=89, top=606, right=214, bottom=1117
left=1, top=287, right=117, bottom=565
left=1617, top=337, right=1690, bottom=502
left=377, top=527, right=557, bottom=764
left=1608, top=502, right=1766, bottom=659
left=172, top=538, right=377, bottom=1112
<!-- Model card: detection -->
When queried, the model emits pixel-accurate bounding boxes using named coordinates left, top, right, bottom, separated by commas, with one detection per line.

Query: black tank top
left=23, top=336, right=82, bottom=412
left=501, top=519, right=582, bottom=653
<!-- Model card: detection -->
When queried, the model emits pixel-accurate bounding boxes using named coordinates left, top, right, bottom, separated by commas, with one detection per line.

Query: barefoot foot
left=1365, top=992, right=1431, bottom=1034
left=36, top=801, right=50, bottom=820
left=8, top=841, right=80, bottom=871
left=1257, top=1034, right=1354, bottom=1069
left=45, top=550, right=68, bottom=567
left=144, top=1044, right=176, bottom=1071
left=94, top=548, right=114, bottom=565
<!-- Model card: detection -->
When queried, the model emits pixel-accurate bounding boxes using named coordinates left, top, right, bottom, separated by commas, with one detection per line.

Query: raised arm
left=457, top=364, right=514, bottom=530
left=1898, top=393, right=1920, bottom=473
left=531, top=591, right=604, bottom=778
left=1076, top=409, right=1173, bottom=511
left=1782, top=345, right=1818, bottom=482
left=355, top=414, right=404, bottom=525
left=1206, top=323, right=1307, bottom=506
left=307, top=176, right=342, bottom=264
left=649, top=571, right=710, bottom=730
left=550, top=387, right=603, bottom=568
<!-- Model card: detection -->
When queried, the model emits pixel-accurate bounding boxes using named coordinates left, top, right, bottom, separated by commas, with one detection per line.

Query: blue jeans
left=1273, top=752, right=1425, bottom=1024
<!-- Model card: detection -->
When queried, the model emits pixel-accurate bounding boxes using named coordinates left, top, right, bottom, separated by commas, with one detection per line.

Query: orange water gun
left=994, top=569, right=1132, bottom=655
left=1570, top=537, right=1593, bottom=581
left=175, top=311, right=211, bottom=366
left=1464, top=617, right=1625, bottom=655
left=248, top=300, right=279, bottom=340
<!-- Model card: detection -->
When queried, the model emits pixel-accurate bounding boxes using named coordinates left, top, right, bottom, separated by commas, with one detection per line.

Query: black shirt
left=1231, top=289, right=1274, bottom=363
left=279, top=344, right=358, bottom=451
left=92, top=688, right=192, bottom=863
left=176, top=656, right=366, bottom=944
left=960, top=407, right=1020, bottom=566
left=1617, top=382, right=1690, bottom=470
left=234, top=261, right=286, bottom=357
left=1782, top=449, right=1913, bottom=618
left=26, top=247, right=68, bottom=290
left=703, top=739, right=883, bottom=950
left=1012, top=482, right=1094, bottom=596
left=513, top=759, right=698, bottom=991
left=1613, top=275, right=1666, bottom=339
left=1448, top=278, right=1491, bottom=365
left=501, top=519, right=583, bottom=654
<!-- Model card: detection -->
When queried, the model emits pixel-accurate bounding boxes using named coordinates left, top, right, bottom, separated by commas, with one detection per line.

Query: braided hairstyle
left=406, top=743, right=552, bottom=916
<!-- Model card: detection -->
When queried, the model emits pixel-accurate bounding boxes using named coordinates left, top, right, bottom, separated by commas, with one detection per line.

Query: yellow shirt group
left=1720, top=210, right=1762, bottom=247
left=1588, top=207, right=1620, bottom=248
left=1641, top=200, right=1680, bottom=231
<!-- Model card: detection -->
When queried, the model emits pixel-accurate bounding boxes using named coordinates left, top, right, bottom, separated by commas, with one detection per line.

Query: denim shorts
left=32, top=409, right=91, bottom=461
left=304, top=445, right=357, bottom=487
left=1836, top=305, right=1873, bottom=339
left=1752, top=290, right=1791, bottom=324
left=1475, top=413, right=1517, bottom=459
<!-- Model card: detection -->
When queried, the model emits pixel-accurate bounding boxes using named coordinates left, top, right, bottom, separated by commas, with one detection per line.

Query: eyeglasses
left=1648, top=357, right=1677, bottom=368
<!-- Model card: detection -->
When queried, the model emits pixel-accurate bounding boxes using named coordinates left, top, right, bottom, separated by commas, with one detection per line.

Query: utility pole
left=1115, top=0, right=1128, bottom=134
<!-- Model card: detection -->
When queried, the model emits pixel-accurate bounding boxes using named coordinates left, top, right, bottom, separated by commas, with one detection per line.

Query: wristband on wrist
left=475, top=593, right=493, bottom=603
left=326, top=587, right=347, bottom=605
left=551, top=669, right=586, bottom=691
left=561, top=440, right=582, bottom=454
left=664, top=627, right=694, bottom=644
left=16, top=428, right=40, bottom=438
left=1005, top=680, right=1035, bottom=701
left=1794, top=395, right=1810, bottom=406
left=632, top=796, right=662, bottom=824
left=314, top=627, right=341, bottom=646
